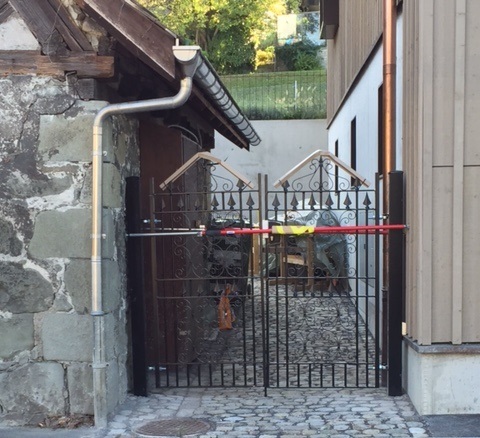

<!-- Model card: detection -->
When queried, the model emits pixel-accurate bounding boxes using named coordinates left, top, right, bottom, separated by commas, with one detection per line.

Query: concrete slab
left=0, top=427, right=96, bottom=437
left=424, top=414, right=480, bottom=437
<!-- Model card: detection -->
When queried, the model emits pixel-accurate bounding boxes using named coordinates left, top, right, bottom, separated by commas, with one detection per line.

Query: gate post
left=126, top=176, right=148, bottom=396
left=387, top=171, right=404, bottom=396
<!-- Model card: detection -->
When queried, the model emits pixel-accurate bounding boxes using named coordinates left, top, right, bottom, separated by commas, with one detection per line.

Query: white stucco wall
left=0, top=13, right=40, bottom=50
left=214, top=119, right=328, bottom=187
left=327, top=13, right=403, bottom=184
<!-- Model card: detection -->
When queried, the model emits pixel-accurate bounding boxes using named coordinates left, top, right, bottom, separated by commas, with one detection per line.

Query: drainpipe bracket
left=91, top=362, right=109, bottom=369
left=90, top=234, right=107, bottom=239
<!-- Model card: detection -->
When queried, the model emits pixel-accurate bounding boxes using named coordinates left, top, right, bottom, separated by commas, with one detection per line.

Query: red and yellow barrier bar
left=202, top=224, right=407, bottom=236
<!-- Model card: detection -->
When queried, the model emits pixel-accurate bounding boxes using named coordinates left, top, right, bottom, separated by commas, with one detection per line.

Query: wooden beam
left=76, top=0, right=176, bottom=81
left=0, top=51, right=114, bottom=78
left=46, top=0, right=93, bottom=51
left=10, top=0, right=93, bottom=53
left=0, top=0, right=14, bottom=24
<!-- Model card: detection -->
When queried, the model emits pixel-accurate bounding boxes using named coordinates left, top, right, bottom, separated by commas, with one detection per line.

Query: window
left=350, top=117, right=357, bottom=186
left=378, top=84, right=384, bottom=176
left=320, top=0, right=339, bottom=39
left=334, top=139, right=339, bottom=192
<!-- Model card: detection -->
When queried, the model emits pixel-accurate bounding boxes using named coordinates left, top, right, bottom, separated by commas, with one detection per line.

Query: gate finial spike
left=308, top=194, right=317, bottom=210
left=343, top=194, right=352, bottom=210
left=325, top=194, right=334, bottom=209
left=211, top=194, right=219, bottom=210
left=236, top=179, right=245, bottom=191
left=363, top=193, right=372, bottom=208
left=228, top=194, right=236, bottom=210
left=246, top=194, right=255, bottom=209
left=290, top=194, right=299, bottom=211
left=272, top=195, right=281, bottom=210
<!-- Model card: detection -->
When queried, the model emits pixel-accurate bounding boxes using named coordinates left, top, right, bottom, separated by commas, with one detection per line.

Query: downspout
left=382, top=0, right=397, bottom=383
left=91, top=45, right=201, bottom=428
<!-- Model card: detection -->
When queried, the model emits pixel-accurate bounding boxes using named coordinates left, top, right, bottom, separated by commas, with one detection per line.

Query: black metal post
left=125, top=176, right=148, bottom=396
left=387, top=171, right=404, bottom=396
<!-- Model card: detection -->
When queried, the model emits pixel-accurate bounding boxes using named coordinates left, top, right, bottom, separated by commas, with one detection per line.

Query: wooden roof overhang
left=75, top=0, right=251, bottom=149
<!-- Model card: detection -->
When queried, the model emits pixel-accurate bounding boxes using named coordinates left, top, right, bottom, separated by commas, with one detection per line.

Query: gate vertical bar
left=255, top=173, right=263, bottom=387
left=388, top=171, right=404, bottom=395
left=148, top=178, right=161, bottom=387
left=374, top=174, right=381, bottom=387
left=261, top=174, right=269, bottom=395
left=125, top=177, right=148, bottom=396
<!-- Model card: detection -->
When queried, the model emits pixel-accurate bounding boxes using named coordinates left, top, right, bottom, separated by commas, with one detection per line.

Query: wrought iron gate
left=131, top=152, right=381, bottom=390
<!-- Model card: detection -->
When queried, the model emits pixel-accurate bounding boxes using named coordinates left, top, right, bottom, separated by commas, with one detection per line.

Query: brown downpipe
left=382, top=0, right=397, bottom=384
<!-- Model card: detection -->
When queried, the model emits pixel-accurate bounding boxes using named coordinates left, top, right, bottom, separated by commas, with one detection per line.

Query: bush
left=275, top=40, right=321, bottom=71
left=255, top=46, right=275, bottom=69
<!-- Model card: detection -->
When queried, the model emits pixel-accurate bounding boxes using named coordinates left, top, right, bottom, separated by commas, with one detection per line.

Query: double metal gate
left=127, top=154, right=383, bottom=392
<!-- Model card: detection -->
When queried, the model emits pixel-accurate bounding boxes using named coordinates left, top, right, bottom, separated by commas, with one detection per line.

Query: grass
left=220, top=69, right=327, bottom=120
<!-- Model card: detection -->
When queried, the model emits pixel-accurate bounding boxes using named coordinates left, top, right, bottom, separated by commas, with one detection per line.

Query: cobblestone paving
left=91, top=387, right=430, bottom=437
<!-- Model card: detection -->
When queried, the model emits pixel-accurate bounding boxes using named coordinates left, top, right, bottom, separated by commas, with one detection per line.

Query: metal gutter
left=193, top=54, right=261, bottom=147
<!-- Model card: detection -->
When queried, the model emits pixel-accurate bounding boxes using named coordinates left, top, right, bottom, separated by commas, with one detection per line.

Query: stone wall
left=0, top=75, right=139, bottom=425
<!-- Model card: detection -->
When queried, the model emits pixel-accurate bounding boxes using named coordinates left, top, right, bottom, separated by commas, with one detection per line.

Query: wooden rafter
left=9, top=0, right=93, bottom=52
left=76, top=0, right=176, bottom=81
left=0, top=0, right=14, bottom=23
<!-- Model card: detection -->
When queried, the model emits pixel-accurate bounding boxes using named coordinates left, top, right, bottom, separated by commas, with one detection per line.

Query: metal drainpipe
left=382, top=0, right=397, bottom=383
left=91, top=46, right=201, bottom=428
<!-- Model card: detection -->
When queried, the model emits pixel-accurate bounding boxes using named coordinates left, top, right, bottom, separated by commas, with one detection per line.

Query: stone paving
left=86, top=386, right=431, bottom=438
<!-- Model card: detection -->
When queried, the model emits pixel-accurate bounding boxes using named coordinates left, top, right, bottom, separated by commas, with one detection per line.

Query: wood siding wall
left=403, top=0, right=480, bottom=344
left=326, top=0, right=383, bottom=122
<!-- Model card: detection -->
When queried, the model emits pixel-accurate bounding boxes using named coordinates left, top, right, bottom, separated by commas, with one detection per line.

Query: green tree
left=138, top=0, right=300, bottom=74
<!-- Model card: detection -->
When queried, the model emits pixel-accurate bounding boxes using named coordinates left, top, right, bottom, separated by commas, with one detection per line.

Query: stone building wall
left=0, top=75, right=139, bottom=425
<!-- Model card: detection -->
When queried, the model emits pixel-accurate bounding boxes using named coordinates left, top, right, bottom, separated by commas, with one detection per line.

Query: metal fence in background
left=220, top=70, right=327, bottom=120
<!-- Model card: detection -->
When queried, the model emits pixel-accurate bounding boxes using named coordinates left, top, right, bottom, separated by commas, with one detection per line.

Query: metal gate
left=128, top=152, right=383, bottom=391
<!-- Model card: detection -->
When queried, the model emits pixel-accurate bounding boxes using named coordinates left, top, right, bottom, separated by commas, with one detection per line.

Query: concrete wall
left=404, top=341, right=480, bottom=415
left=0, top=76, right=139, bottom=425
left=214, top=119, right=328, bottom=188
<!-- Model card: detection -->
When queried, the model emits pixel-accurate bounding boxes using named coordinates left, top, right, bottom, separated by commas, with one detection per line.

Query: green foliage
left=275, top=40, right=321, bottom=71
left=221, top=70, right=326, bottom=120
left=137, top=0, right=297, bottom=74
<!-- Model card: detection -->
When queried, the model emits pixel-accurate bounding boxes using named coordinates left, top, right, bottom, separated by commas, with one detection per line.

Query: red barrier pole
left=202, top=224, right=407, bottom=236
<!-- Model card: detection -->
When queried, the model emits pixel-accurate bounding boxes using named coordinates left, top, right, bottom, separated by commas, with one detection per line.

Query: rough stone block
left=103, top=260, right=123, bottom=312
left=0, top=314, right=34, bottom=358
left=28, top=209, right=114, bottom=259
left=64, top=259, right=123, bottom=314
left=42, top=313, right=92, bottom=362
left=102, top=163, right=122, bottom=208
left=38, top=101, right=111, bottom=162
left=106, top=359, right=120, bottom=414
left=64, top=259, right=90, bottom=314
left=67, top=363, right=93, bottom=415
left=0, top=217, right=22, bottom=256
left=0, top=362, right=65, bottom=425
left=0, top=261, right=53, bottom=313
left=28, top=209, right=90, bottom=258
